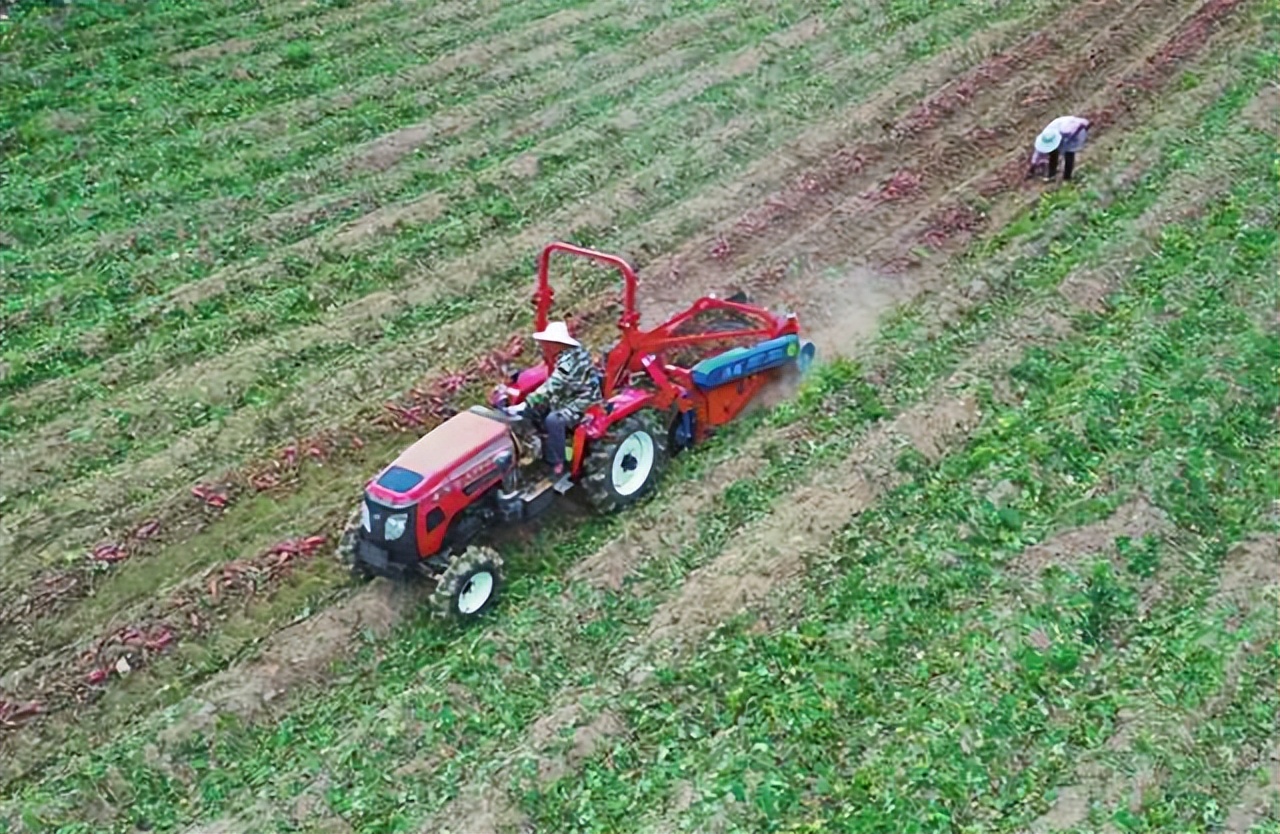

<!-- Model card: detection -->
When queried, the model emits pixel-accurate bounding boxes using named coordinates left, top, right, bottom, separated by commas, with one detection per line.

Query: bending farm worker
left=514, top=320, right=601, bottom=477
left=1027, top=115, right=1090, bottom=182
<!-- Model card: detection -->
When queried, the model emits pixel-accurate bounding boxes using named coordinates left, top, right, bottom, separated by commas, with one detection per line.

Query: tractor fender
left=582, top=388, right=656, bottom=440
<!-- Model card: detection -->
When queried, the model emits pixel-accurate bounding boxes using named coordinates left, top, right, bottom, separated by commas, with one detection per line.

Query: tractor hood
left=365, top=409, right=514, bottom=508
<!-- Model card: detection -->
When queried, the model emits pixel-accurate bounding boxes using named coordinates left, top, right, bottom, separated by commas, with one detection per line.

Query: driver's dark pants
left=543, top=409, right=576, bottom=470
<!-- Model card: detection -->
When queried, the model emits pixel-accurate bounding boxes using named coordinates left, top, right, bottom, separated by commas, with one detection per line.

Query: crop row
left=2, top=0, right=602, bottom=235
left=2, top=0, right=1239, bottom=552
left=0, top=0, right=1249, bottom=721
left=5, top=55, right=1269, bottom=818
left=3, top=0, right=346, bottom=72
left=0, top=0, right=1203, bottom=521
left=2, top=0, right=838, bottom=288
left=0, top=0, right=1011, bottom=406
left=0, top=0, right=1056, bottom=529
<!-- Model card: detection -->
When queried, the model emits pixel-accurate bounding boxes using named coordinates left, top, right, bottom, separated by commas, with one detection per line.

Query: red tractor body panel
left=366, top=410, right=515, bottom=558
left=366, top=406, right=509, bottom=503
left=582, top=387, right=651, bottom=438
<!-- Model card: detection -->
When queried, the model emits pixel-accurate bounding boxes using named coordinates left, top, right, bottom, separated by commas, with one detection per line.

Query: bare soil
left=534, top=707, right=628, bottom=785
left=1241, top=80, right=1279, bottom=131
left=348, top=122, right=472, bottom=176
left=0, top=0, right=1260, bottom=777
left=156, top=582, right=420, bottom=747
left=568, top=443, right=769, bottom=592
left=1010, top=496, right=1175, bottom=579
left=168, top=37, right=254, bottom=68
left=1210, top=532, right=1280, bottom=610
left=420, top=785, right=528, bottom=834
left=1028, top=784, right=1092, bottom=832
left=328, top=192, right=448, bottom=248
left=1225, top=739, right=1280, bottom=833
left=645, top=394, right=982, bottom=647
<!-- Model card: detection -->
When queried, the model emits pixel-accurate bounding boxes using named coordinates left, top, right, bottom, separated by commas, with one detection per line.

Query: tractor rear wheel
left=430, top=546, right=504, bottom=620
left=336, top=504, right=374, bottom=582
left=582, top=409, right=669, bottom=514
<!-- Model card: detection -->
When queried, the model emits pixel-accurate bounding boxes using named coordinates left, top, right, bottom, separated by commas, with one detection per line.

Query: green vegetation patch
left=5, top=43, right=1276, bottom=832
left=517, top=121, right=1280, bottom=834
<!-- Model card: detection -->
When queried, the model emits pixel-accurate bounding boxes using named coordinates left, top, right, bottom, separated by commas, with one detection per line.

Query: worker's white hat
left=532, top=320, right=580, bottom=347
left=1034, top=126, right=1062, bottom=154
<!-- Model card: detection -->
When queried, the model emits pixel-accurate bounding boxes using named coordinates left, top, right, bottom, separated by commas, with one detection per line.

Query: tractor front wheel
left=336, top=504, right=374, bottom=582
left=582, top=410, right=669, bottom=514
left=430, top=546, right=504, bottom=620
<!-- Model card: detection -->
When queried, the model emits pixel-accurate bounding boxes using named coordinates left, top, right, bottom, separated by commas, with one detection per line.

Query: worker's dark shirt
left=525, top=345, right=600, bottom=414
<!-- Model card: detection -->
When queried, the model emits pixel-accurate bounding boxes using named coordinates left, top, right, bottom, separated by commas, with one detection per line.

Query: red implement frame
left=523, top=242, right=801, bottom=474
left=533, top=241, right=798, bottom=395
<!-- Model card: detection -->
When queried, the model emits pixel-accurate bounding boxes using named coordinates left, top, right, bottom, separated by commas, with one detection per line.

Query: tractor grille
left=363, top=497, right=418, bottom=557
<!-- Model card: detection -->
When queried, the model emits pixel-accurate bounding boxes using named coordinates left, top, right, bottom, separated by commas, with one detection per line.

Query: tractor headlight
left=361, top=502, right=371, bottom=531
left=384, top=513, right=408, bottom=541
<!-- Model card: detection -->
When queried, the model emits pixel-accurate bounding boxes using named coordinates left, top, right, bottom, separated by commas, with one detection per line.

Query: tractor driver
left=506, top=320, right=602, bottom=478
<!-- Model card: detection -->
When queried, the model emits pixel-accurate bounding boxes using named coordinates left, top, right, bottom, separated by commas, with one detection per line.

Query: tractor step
left=520, top=472, right=575, bottom=502
left=520, top=480, right=553, bottom=501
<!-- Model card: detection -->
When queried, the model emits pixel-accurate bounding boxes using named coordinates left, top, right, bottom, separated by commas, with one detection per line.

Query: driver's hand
left=506, top=401, right=528, bottom=415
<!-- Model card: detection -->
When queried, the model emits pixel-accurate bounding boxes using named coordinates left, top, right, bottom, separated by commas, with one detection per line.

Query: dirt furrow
left=647, top=0, right=1207, bottom=314
left=2, top=0, right=1239, bottom=606
left=153, top=581, right=424, bottom=744
left=14, top=0, right=316, bottom=75
left=2, top=0, right=1239, bottom=716
left=0, top=4, right=1040, bottom=553
left=644, top=392, right=982, bottom=649
left=165, top=0, right=498, bottom=71
left=206, top=0, right=613, bottom=148
left=0, top=2, right=820, bottom=453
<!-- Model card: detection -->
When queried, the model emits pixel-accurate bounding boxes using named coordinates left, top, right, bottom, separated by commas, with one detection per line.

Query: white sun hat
left=1034, top=125, right=1063, bottom=154
left=532, top=320, right=580, bottom=347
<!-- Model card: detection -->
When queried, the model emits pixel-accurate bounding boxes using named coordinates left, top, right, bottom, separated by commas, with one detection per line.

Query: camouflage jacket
left=525, top=345, right=602, bottom=415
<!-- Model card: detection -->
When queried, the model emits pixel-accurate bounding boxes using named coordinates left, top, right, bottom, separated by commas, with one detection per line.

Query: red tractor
left=338, top=241, right=815, bottom=619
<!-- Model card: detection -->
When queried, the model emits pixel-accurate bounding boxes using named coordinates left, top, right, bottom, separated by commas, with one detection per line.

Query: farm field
left=1, top=0, right=1277, bottom=830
